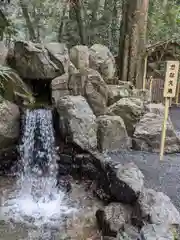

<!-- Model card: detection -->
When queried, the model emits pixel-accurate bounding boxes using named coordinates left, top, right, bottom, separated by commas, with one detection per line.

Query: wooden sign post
left=160, top=61, right=179, bottom=160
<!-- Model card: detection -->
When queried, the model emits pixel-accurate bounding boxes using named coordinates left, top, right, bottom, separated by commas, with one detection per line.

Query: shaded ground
left=109, top=106, right=180, bottom=210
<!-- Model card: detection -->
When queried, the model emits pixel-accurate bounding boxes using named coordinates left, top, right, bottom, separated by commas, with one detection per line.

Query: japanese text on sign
left=163, top=61, right=179, bottom=98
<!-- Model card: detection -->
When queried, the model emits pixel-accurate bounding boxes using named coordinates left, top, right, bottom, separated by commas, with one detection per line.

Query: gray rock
left=109, top=162, right=144, bottom=204
left=9, top=41, right=64, bottom=80
left=89, top=44, right=116, bottom=81
left=116, top=224, right=139, bottom=240
left=96, top=115, right=131, bottom=152
left=69, top=45, right=89, bottom=70
left=81, top=151, right=144, bottom=204
left=51, top=73, right=70, bottom=103
left=68, top=61, right=79, bottom=75
left=133, top=112, right=180, bottom=153
left=56, top=95, right=97, bottom=150
left=69, top=68, right=109, bottom=116
left=0, top=100, right=20, bottom=148
left=45, top=42, right=70, bottom=73
left=134, top=188, right=180, bottom=226
left=131, top=89, right=150, bottom=104
left=106, top=97, right=144, bottom=136
left=108, top=85, right=131, bottom=105
left=139, top=224, right=174, bottom=240
left=96, top=203, right=132, bottom=237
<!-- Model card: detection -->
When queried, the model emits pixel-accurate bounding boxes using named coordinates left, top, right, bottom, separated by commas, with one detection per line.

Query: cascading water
left=0, top=109, right=76, bottom=238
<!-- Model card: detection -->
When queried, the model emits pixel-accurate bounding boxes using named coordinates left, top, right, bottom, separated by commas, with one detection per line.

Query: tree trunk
left=118, top=0, right=149, bottom=88
left=58, top=2, right=68, bottom=42
left=19, top=0, right=37, bottom=42
left=73, top=0, right=86, bottom=45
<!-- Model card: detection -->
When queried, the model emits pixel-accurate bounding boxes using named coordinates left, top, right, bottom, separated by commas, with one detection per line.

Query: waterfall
left=0, top=109, right=75, bottom=228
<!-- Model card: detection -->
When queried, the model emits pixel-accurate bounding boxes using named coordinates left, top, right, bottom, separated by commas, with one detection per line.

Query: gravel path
left=108, top=106, right=180, bottom=211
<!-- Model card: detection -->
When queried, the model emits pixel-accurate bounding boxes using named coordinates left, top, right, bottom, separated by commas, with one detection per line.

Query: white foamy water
left=0, top=109, right=76, bottom=229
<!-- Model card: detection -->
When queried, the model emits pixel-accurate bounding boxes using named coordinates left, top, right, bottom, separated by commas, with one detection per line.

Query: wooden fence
left=146, top=78, right=180, bottom=105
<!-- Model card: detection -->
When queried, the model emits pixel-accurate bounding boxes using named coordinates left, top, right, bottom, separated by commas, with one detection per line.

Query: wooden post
left=160, top=60, right=179, bottom=160
left=175, top=81, right=180, bottom=105
left=160, top=97, right=170, bottom=160
left=143, top=54, right=148, bottom=90
left=149, top=76, right=153, bottom=102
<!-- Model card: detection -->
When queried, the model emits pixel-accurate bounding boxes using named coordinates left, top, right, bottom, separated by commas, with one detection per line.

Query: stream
left=0, top=109, right=101, bottom=240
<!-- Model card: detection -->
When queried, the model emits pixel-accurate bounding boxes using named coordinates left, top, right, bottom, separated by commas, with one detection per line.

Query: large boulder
left=8, top=41, right=64, bottom=80
left=51, top=73, right=70, bottom=104
left=0, top=100, right=20, bottom=148
left=89, top=44, right=116, bottom=81
left=133, top=188, right=180, bottom=227
left=45, top=42, right=70, bottom=73
left=108, top=85, right=131, bottom=106
left=56, top=95, right=97, bottom=150
left=133, top=112, right=180, bottom=153
left=139, top=224, right=174, bottom=240
left=96, top=115, right=131, bottom=152
left=69, top=45, right=89, bottom=70
left=96, top=203, right=132, bottom=237
left=106, top=97, right=144, bottom=136
left=69, top=68, right=109, bottom=116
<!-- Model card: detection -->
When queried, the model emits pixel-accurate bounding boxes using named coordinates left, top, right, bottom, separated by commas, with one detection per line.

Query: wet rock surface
left=0, top=177, right=102, bottom=240
left=96, top=202, right=132, bottom=237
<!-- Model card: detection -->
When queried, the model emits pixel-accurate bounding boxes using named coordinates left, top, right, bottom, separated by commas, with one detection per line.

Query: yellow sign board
left=160, top=60, right=179, bottom=160
left=163, top=61, right=179, bottom=98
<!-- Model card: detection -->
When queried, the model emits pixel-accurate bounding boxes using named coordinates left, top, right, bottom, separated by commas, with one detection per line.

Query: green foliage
left=148, top=0, right=180, bottom=43
left=0, top=65, right=34, bottom=103
left=1, top=0, right=180, bottom=53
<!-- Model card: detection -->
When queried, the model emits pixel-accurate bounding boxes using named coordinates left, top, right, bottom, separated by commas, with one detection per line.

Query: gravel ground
left=108, top=107, right=180, bottom=211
